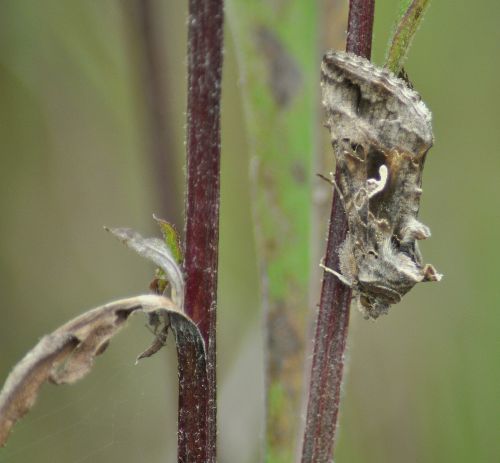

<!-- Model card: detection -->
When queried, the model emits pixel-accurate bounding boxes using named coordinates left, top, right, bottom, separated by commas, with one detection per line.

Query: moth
left=321, top=51, right=441, bottom=319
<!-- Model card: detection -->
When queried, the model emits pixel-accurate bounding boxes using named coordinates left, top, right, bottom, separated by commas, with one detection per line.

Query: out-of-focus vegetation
left=227, top=1, right=318, bottom=460
left=0, top=1, right=498, bottom=463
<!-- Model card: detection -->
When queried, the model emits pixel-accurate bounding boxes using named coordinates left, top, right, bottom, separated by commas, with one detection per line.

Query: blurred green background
left=0, top=1, right=498, bottom=462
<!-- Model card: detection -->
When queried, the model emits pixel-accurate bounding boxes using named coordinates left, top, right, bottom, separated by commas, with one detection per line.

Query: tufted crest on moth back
left=321, top=51, right=433, bottom=157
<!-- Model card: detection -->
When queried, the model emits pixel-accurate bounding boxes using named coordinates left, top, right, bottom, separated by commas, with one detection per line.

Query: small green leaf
left=146, top=216, right=184, bottom=296
left=153, top=214, right=183, bottom=264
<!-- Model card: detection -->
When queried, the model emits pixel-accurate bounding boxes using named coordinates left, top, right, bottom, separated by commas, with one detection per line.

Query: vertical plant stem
left=346, top=0, right=375, bottom=57
left=300, top=1, right=374, bottom=462
left=182, top=0, right=223, bottom=462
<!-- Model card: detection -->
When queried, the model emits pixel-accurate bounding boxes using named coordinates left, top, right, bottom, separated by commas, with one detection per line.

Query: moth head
left=357, top=276, right=401, bottom=319
left=358, top=294, right=390, bottom=319
left=355, top=249, right=413, bottom=316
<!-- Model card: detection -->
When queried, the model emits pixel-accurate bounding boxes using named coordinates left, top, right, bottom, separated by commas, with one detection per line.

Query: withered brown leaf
left=0, top=295, right=205, bottom=447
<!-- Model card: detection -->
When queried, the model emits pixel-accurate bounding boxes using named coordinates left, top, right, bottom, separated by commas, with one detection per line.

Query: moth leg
left=319, top=262, right=353, bottom=287
left=316, top=171, right=335, bottom=185
left=317, top=172, right=346, bottom=206
left=323, top=174, right=371, bottom=258
left=317, top=172, right=368, bottom=242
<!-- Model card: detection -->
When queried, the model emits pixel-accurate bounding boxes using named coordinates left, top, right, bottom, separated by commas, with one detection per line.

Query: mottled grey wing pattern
left=321, top=51, right=441, bottom=319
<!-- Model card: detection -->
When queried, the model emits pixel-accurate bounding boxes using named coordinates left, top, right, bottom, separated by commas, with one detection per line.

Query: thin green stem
left=385, top=0, right=431, bottom=74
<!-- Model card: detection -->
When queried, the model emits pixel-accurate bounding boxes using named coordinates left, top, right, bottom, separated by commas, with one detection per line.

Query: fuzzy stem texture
left=181, top=0, right=223, bottom=462
left=300, top=1, right=374, bottom=462
left=384, top=0, right=430, bottom=74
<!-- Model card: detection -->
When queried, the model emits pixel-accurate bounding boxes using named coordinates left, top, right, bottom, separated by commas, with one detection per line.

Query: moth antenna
left=319, top=262, right=353, bottom=287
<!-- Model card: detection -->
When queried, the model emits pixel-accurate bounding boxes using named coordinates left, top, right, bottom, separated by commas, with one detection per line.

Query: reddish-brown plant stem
left=301, top=1, right=374, bottom=462
left=346, top=0, right=375, bottom=57
left=181, top=0, right=223, bottom=462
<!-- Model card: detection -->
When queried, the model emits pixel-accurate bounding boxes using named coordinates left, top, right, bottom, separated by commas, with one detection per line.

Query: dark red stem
left=300, top=1, right=374, bottom=462
left=181, top=0, right=223, bottom=462
left=346, top=0, right=375, bottom=57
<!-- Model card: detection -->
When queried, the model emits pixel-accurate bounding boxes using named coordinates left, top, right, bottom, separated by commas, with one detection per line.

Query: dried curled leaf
left=106, top=227, right=185, bottom=310
left=0, top=295, right=205, bottom=447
